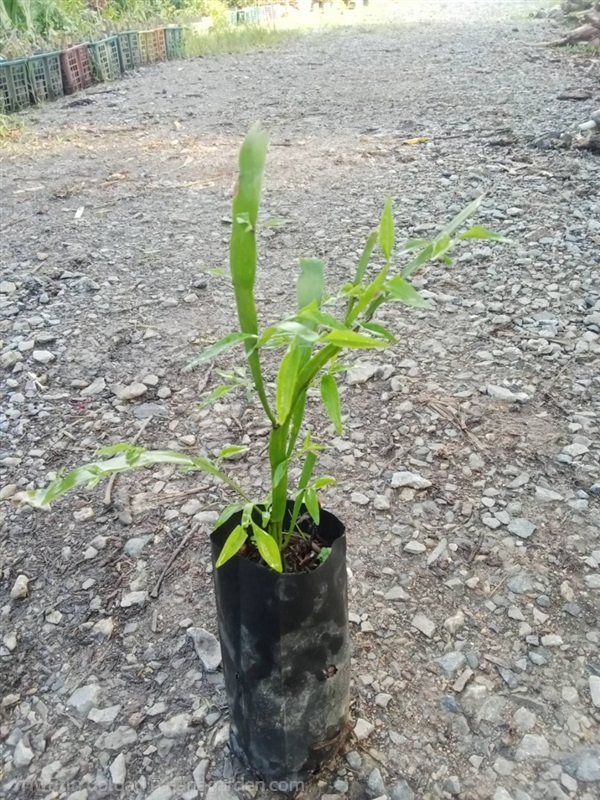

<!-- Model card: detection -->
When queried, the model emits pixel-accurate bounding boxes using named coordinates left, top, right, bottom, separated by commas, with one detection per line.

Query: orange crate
left=139, top=28, right=167, bottom=64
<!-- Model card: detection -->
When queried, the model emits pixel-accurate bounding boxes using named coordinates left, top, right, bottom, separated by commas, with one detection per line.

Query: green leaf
left=272, top=459, right=289, bottom=489
left=320, top=374, right=343, bottom=434
left=298, top=305, right=347, bottom=332
left=217, top=446, right=248, bottom=460
left=353, top=230, right=378, bottom=287
left=441, top=195, right=483, bottom=237
left=360, top=322, right=397, bottom=343
left=386, top=277, right=430, bottom=308
left=379, top=196, right=395, bottom=261
left=304, top=488, right=320, bottom=525
left=96, top=443, right=131, bottom=456
left=458, top=224, right=509, bottom=242
left=312, top=475, right=336, bottom=489
left=251, top=523, right=283, bottom=572
left=318, top=546, right=332, bottom=564
left=215, top=525, right=248, bottom=568
left=185, top=332, right=255, bottom=371
left=431, top=233, right=452, bottom=260
left=207, top=267, right=226, bottom=278
left=400, top=242, right=435, bottom=280
left=321, top=330, right=388, bottom=349
left=398, top=238, right=430, bottom=253
left=297, top=258, right=324, bottom=311
left=215, top=503, right=244, bottom=529
left=275, top=320, right=320, bottom=343
left=198, top=384, right=238, bottom=409
left=276, top=343, right=301, bottom=424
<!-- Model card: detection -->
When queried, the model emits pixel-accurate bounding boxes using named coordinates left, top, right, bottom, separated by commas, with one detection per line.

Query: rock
left=32, top=350, right=55, bottom=364
left=444, top=776, right=460, bottom=795
left=193, top=510, right=219, bottom=525
left=391, top=471, right=431, bottom=489
left=123, top=535, right=152, bottom=557
left=385, top=586, right=409, bottom=601
left=0, top=280, right=17, bottom=293
left=411, top=613, right=436, bottom=638
left=67, top=684, right=101, bottom=716
left=88, top=705, right=121, bottom=725
left=193, top=759, right=209, bottom=790
left=0, top=484, right=17, bottom=500
left=3, top=632, right=17, bottom=651
left=562, top=749, right=600, bottom=782
left=346, top=750, right=362, bottom=770
left=541, top=634, right=563, bottom=647
left=13, top=739, right=35, bottom=768
left=347, top=363, right=379, bottom=385
left=391, top=779, right=415, bottom=800
left=487, top=385, right=529, bottom=403
left=513, top=707, right=537, bottom=733
left=589, top=675, right=600, bottom=709
left=508, top=518, right=536, bottom=539
left=120, top=591, right=148, bottom=608
left=351, top=491, right=370, bottom=505
left=404, top=540, right=426, bottom=554
left=188, top=627, right=221, bottom=672
left=181, top=498, right=202, bottom=516
left=93, top=617, right=114, bottom=640
left=494, top=790, right=514, bottom=800
left=133, top=403, right=170, bottom=419
left=145, top=787, right=173, bottom=800
left=205, top=781, right=239, bottom=800
left=535, top=486, right=563, bottom=502
left=367, top=767, right=386, bottom=797
left=562, top=443, right=588, bottom=458
left=109, top=753, right=126, bottom=786
left=354, top=717, right=374, bottom=741
left=10, top=574, right=29, bottom=599
left=115, top=382, right=147, bottom=401
left=507, top=573, right=534, bottom=594
left=435, top=651, right=467, bottom=677
left=443, top=610, right=465, bottom=635
left=98, top=726, right=138, bottom=750
left=159, top=713, right=192, bottom=738
left=80, top=377, right=106, bottom=397
left=515, top=733, right=550, bottom=761
left=375, top=693, right=392, bottom=708
left=585, top=574, right=600, bottom=590
left=374, top=494, right=390, bottom=510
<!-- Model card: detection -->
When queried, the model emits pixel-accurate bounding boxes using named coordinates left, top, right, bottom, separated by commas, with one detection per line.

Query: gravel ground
left=1, top=1, right=599, bottom=799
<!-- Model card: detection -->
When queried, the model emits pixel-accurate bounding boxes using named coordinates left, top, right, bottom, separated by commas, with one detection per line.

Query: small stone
left=3, top=632, right=17, bottom=651
left=589, top=675, right=600, bottom=709
left=375, top=693, right=392, bottom=708
left=508, top=606, right=525, bottom=621
left=142, top=374, right=159, bottom=387
left=88, top=705, right=121, bottom=725
left=80, top=377, right=106, bottom=397
left=404, top=540, right=426, bottom=554
left=487, top=385, right=529, bottom=403
left=508, top=518, right=536, bottom=539
left=585, top=574, right=600, bottom=590
left=354, top=717, right=374, bottom=741
left=391, top=471, right=431, bottom=489
left=145, top=787, right=173, bottom=800
left=562, top=748, right=600, bottom=782
left=93, top=617, right=114, bottom=640
left=374, top=494, right=390, bottom=510
left=541, top=634, right=563, bottom=647
left=0, top=484, right=17, bottom=500
left=444, top=776, right=460, bottom=795
left=367, top=767, right=386, bottom=797
left=513, top=707, right=537, bottom=733
left=110, top=753, right=126, bottom=786
left=124, top=535, right=152, bottom=557
left=385, top=586, right=409, bottom=601
left=188, top=627, right=221, bottom=672
left=205, top=781, right=238, bottom=800
left=1, top=351, right=22, bottom=369
left=411, top=612, right=436, bottom=638
left=435, top=651, right=466, bottom=678
left=120, top=591, right=148, bottom=608
left=99, top=726, right=138, bottom=750
left=507, top=573, right=534, bottom=594
left=193, top=510, right=219, bottom=525
left=68, top=684, right=101, bottom=716
left=443, top=610, right=465, bottom=635
left=45, top=609, right=62, bottom=625
left=562, top=443, right=588, bottom=458
left=469, top=453, right=485, bottom=470
left=115, top=382, right=147, bottom=401
left=391, top=779, right=415, bottom=800
left=159, top=713, right=192, bottom=739
left=193, top=759, right=209, bottom=790
left=347, top=363, right=379, bottom=385
left=181, top=498, right=202, bottom=516
left=346, top=750, right=362, bottom=770
left=535, top=486, right=563, bottom=502
left=0, top=280, right=17, bottom=294
left=13, top=739, right=35, bottom=768
left=494, top=790, right=514, bottom=800
left=74, top=507, right=94, bottom=522
left=32, top=350, right=55, bottom=364
left=351, top=491, right=369, bottom=506
left=515, top=733, right=550, bottom=761
left=10, top=574, right=29, bottom=599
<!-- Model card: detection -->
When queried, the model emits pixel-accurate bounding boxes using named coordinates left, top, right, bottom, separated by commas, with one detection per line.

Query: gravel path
left=1, top=1, right=599, bottom=799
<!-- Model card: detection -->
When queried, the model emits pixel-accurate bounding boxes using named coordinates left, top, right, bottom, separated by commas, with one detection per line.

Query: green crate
left=118, top=31, right=141, bottom=71
left=164, top=26, right=184, bottom=60
left=0, top=59, right=31, bottom=113
left=89, top=35, right=122, bottom=82
left=28, top=52, right=64, bottom=104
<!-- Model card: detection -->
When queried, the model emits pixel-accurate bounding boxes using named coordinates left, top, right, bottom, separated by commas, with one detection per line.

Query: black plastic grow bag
left=211, top=505, right=350, bottom=784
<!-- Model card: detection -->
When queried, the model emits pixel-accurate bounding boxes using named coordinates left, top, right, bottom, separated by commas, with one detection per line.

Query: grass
left=183, top=22, right=292, bottom=58
left=0, top=113, right=24, bottom=141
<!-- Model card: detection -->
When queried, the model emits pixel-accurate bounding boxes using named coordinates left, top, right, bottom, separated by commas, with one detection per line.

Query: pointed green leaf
left=360, top=322, right=397, bottom=343
left=304, top=488, right=320, bottom=525
left=198, top=384, right=238, bottom=409
left=379, top=196, right=395, bottom=261
left=185, top=332, right=255, bottom=371
left=458, top=224, right=508, bottom=242
left=252, top=523, right=283, bottom=572
left=297, top=258, right=325, bottom=311
left=215, top=503, right=244, bottom=529
left=320, top=330, right=388, bottom=349
left=320, top=374, right=343, bottom=434
left=276, top=343, right=301, bottom=423
left=441, top=196, right=483, bottom=237
left=217, top=446, right=248, bottom=460
left=353, top=230, right=378, bottom=287
left=386, top=277, right=430, bottom=308
left=215, top=525, right=248, bottom=568
left=313, top=475, right=336, bottom=489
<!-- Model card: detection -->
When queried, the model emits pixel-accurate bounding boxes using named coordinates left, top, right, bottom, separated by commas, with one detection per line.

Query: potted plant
left=20, top=126, right=502, bottom=784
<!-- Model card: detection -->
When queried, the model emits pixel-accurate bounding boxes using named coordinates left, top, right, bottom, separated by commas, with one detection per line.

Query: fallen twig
left=150, top=528, right=196, bottom=599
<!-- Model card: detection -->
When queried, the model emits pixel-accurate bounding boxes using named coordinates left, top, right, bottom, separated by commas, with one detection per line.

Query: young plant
left=22, top=126, right=504, bottom=572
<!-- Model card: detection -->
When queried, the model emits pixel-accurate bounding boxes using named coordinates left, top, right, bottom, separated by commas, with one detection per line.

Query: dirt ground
left=1, top=1, right=599, bottom=799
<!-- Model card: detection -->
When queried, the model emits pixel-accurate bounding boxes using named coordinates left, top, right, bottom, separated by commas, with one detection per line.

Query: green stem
left=269, top=422, right=290, bottom=549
